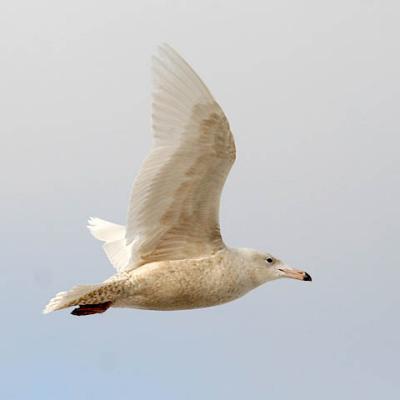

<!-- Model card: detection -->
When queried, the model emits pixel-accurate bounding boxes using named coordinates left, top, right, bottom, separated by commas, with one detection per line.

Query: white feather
left=87, top=217, right=125, bottom=242
left=87, top=217, right=131, bottom=271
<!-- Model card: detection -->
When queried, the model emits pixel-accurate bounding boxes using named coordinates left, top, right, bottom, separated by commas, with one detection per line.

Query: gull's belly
left=115, top=255, right=251, bottom=311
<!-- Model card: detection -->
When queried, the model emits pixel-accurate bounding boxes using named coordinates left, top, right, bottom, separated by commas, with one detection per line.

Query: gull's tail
left=43, top=280, right=123, bottom=316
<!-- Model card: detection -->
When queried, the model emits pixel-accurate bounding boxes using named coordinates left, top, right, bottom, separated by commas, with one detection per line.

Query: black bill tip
left=303, top=272, right=312, bottom=281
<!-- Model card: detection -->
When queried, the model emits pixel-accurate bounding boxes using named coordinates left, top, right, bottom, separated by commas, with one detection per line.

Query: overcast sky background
left=1, top=1, right=399, bottom=399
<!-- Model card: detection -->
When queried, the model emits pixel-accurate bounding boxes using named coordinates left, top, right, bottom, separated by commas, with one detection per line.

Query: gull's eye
left=266, top=257, right=273, bottom=264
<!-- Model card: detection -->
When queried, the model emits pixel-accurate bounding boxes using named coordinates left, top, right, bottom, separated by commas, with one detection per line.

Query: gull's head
left=239, top=248, right=312, bottom=286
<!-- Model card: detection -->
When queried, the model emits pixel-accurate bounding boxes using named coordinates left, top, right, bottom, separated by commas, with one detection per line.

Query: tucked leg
left=71, top=301, right=113, bottom=316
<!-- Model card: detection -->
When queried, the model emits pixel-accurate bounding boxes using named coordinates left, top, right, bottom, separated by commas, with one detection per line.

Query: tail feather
left=43, top=281, right=121, bottom=314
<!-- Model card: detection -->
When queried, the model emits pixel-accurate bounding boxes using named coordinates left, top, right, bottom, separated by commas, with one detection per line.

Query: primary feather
left=87, top=217, right=131, bottom=271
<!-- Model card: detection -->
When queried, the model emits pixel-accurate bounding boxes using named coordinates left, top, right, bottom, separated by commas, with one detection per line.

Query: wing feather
left=124, top=44, right=235, bottom=269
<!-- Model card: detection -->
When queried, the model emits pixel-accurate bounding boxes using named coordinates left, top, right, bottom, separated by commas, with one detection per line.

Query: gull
left=44, top=44, right=311, bottom=316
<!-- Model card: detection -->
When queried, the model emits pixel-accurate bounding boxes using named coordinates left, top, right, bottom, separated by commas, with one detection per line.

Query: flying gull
left=44, top=44, right=311, bottom=316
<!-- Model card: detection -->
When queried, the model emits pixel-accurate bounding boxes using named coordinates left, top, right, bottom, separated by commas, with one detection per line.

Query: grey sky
left=1, top=1, right=399, bottom=399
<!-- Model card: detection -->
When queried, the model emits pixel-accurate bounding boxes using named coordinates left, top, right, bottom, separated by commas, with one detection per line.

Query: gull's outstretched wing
left=125, top=44, right=236, bottom=269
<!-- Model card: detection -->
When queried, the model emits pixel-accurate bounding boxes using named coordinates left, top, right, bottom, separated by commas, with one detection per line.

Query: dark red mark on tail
left=71, top=301, right=112, bottom=316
